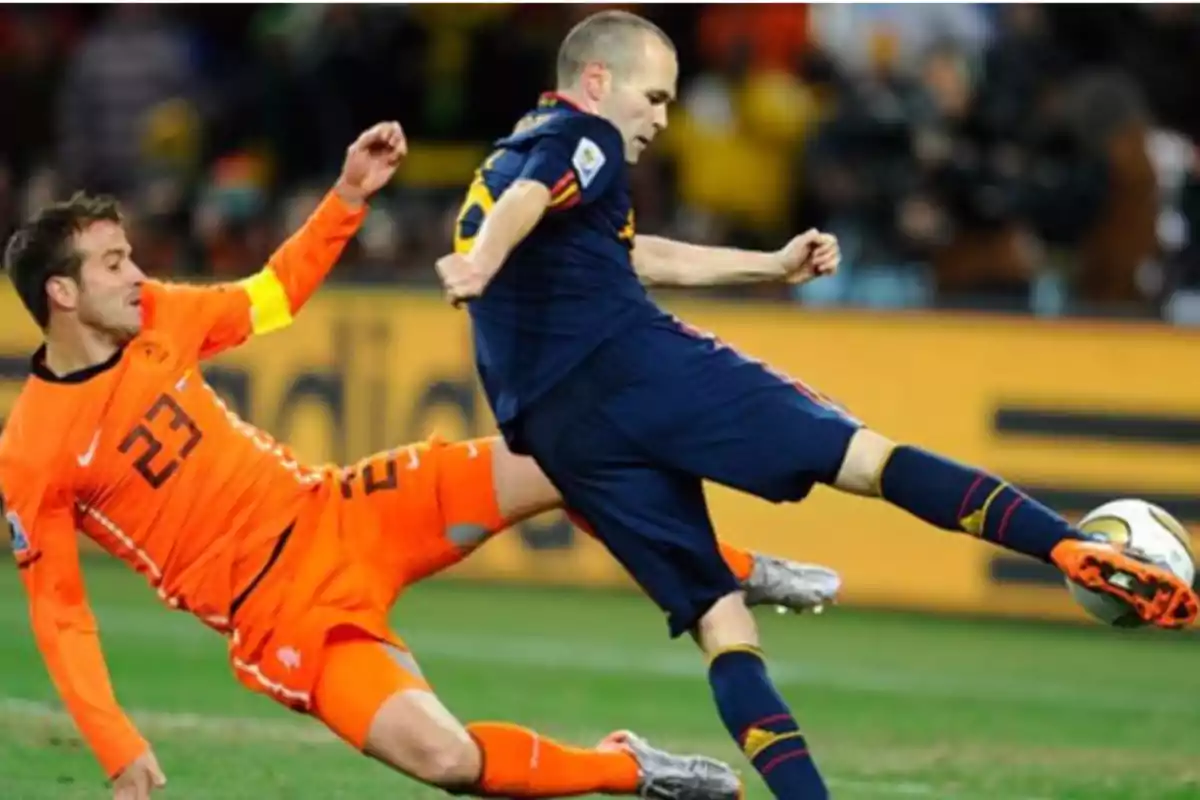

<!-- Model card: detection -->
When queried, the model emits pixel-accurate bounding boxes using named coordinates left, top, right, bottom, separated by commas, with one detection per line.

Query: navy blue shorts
left=515, top=316, right=861, bottom=636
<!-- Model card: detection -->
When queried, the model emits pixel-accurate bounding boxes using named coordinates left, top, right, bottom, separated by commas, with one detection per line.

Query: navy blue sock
left=878, top=445, right=1081, bottom=562
left=708, top=647, right=828, bottom=800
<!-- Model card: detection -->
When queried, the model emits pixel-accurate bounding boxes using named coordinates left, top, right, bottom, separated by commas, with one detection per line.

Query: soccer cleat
left=597, top=730, right=743, bottom=800
left=742, top=553, right=842, bottom=615
left=1051, top=539, right=1200, bottom=629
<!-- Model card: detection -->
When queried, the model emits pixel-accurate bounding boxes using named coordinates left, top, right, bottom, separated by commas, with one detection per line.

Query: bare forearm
left=469, top=180, right=551, bottom=281
left=633, top=235, right=783, bottom=286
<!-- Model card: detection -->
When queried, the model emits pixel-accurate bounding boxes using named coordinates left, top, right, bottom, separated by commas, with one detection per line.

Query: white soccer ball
left=1067, top=499, right=1196, bottom=626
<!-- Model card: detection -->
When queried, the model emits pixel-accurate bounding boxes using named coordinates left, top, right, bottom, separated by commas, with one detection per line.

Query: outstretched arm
left=632, top=231, right=840, bottom=288
left=142, top=122, right=407, bottom=359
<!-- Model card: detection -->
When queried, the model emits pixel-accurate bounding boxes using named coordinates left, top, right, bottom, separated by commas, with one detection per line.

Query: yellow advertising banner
left=1, top=285, right=1197, bottom=622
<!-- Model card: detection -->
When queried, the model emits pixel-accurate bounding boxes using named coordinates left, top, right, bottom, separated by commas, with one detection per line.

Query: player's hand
left=112, top=749, right=167, bottom=800
left=334, top=121, right=408, bottom=205
left=776, top=229, right=840, bottom=285
left=435, top=252, right=488, bottom=307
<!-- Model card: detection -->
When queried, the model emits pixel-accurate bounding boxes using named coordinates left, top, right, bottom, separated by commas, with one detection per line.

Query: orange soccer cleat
left=1052, top=539, right=1200, bottom=629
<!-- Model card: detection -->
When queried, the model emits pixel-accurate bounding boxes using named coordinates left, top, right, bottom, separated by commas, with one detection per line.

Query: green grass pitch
left=1, top=558, right=1197, bottom=799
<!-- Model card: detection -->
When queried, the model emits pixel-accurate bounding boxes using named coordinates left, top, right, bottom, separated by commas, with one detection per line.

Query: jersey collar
left=30, top=343, right=125, bottom=384
left=538, top=92, right=585, bottom=112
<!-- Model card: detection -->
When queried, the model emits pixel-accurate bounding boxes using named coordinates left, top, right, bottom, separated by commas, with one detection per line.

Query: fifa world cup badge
left=572, top=137, right=606, bottom=189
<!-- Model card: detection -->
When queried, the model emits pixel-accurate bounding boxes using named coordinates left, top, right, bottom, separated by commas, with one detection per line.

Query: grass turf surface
left=1, top=559, right=1198, bottom=799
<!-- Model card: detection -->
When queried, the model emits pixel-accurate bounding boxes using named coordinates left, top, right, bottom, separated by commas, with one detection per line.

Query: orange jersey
left=0, top=190, right=366, bottom=778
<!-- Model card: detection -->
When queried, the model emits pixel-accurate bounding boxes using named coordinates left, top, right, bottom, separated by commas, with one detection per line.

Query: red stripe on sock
left=738, top=713, right=793, bottom=743
left=995, top=496, right=1024, bottom=543
left=957, top=475, right=985, bottom=520
left=760, top=748, right=810, bottom=776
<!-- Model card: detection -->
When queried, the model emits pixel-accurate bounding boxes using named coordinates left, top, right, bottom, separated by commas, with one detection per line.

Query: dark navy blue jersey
left=455, top=93, right=666, bottom=443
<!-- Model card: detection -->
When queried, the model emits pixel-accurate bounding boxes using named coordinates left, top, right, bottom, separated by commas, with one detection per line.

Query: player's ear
left=579, top=62, right=612, bottom=105
left=45, top=274, right=80, bottom=313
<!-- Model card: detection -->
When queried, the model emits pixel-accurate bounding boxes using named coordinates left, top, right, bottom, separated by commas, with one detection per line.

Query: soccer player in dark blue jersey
left=436, top=10, right=1200, bottom=799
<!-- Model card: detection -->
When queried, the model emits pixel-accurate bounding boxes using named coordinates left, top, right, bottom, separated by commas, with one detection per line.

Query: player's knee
left=693, top=591, right=760, bottom=656
left=834, top=428, right=896, bottom=497
left=378, top=724, right=481, bottom=788
left=413, top=736, right=482, bottom=789
left=364, top=691, right=482, bottom=789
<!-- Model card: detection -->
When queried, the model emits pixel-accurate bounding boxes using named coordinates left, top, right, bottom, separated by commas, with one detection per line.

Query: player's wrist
left=467, top=249, right=502, bottom=281
left=754, top=250, right=790, bottom=282
left=102, top=734, right=151, bottom=780
left=332, top=179, right=368, bottom=208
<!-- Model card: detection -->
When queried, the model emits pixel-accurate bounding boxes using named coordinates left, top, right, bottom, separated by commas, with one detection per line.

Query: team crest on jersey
left=572, top=137, right=606, bottom=189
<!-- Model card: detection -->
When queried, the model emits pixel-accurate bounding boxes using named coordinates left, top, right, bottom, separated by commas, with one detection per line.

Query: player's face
left=603, top=36, right=678, bottom=163
left=70, top=220, right=147, bottom=341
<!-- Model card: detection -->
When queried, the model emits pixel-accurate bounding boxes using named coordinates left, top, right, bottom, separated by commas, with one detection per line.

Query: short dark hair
left=3, top=192, right=124, bottom=329
left=556, top=10, right=674, bottom=87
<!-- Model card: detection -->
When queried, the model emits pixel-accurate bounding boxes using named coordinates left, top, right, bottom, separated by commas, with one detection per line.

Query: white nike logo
left=77, top=431, right=100, bottom=467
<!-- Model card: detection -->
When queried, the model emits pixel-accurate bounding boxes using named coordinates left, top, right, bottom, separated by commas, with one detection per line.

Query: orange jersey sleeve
left=141, top=189, right=367, bottom=360
left=1, top=470, right=147, bottom=779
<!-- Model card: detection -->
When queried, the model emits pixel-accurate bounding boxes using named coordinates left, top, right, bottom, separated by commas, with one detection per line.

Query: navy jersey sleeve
left=518, top=116, right=624, bottom=212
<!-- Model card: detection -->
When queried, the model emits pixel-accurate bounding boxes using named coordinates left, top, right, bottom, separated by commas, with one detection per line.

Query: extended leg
left=833, top=428, right=1199, bottom=628
left=615, top=336, right=1198, bottom=631
left=556, top=461, right=829, bottom=800
left=310, top=627, right=739, bottom=797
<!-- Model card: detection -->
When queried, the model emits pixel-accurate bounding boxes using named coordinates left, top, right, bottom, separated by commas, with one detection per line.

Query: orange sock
left=466, top=722, right=639, bottom=797
left=718, top=540, right=755, bottom=582
left=567, top=510, right=756, bottom=583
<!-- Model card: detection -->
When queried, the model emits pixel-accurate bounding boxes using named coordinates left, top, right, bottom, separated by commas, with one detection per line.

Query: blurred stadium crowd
left=3, top=3, right=1200, bottom=320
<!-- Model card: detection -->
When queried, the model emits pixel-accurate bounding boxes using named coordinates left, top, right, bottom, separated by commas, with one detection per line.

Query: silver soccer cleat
left=598, top=730, right=743, bottom=800
left=742, top=553, right=842, bottom=615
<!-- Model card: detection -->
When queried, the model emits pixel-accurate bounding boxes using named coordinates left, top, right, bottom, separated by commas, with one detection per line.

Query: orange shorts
left=311, top=627, right=432, bottom=749
left=322, top=435, right=509, bottom=606
left=226, top=435, right=506, bottom=745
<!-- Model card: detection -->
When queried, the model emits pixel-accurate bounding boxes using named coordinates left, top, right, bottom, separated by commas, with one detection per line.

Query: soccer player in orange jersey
left=0, top=122, right=836, bottom=800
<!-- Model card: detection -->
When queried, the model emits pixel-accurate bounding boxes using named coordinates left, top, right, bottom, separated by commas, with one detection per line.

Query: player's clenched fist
left=776, top=229, right=841, bottom=285
left=112, top=749, right=166, bottom=800
left=436, top=253, right=488, bottom=307
left=334, top=121, right=407, bottom=205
